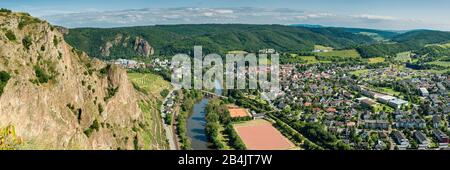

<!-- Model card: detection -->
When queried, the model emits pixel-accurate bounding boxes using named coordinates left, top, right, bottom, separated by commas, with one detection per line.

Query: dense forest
left=64, top=24, right=450, bottom=60
left=357, top=30, right=450, bottom=58
left=65, top=24, right=377, bottom=58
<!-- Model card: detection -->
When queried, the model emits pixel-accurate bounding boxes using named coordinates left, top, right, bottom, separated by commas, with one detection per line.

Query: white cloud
left=202, top=12, right=214, bottom=17
left=214, top=9, right=234, bottom=14
left=41, top=7, right=450, bottom=30
left=352, top=14, right=396, bottom=21
left=306, top=13, right=336, bottom=19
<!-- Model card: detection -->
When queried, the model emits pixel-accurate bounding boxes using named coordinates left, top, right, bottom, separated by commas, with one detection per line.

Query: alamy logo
left=171, top=46, right=281, bottom=100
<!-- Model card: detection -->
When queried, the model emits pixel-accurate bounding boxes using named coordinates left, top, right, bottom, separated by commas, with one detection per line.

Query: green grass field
left=228, top=50, right=248, bottom=54
left=285, top=54, right=319, bottom=64
left=425, top=42, right=450, bottom=48
left=313, top=49, right=361, bottom=58
left=376, top=87, right=402, bottom=96
left=128, top=73, right=172, bottom=100
left=368, top=57, right=385, bottom=64
left=314, top=45, right=333, bottom=51
left=349, top=69, right=369, bottom=76
left=427, top=61, right=450, bottom=67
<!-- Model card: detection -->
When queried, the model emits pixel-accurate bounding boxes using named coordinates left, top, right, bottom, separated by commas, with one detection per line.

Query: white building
left=419, top=88, right=429, bottom=97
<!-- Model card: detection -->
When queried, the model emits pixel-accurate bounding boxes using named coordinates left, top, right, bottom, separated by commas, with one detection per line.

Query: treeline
left=205, top=99, right=229, bottom=149
left=205, top=98, right=246, bottom=150
left=224, top=124, right=246, bottom=150
left=181, top=89, right=203, bottom=115
left=268, top=114, right=323, bottom=150
left=176, top=114, right=191, bottom=150
left=175, top=89, right=203, bottom=150
left=226, top=89, right=272, bottom=113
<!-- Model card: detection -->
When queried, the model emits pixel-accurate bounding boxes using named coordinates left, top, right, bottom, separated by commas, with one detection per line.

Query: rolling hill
left=63, top=23, right=450, bottom=60
left=64, top=24, right=378, bottom=59
left=357, top=30, right=450, bottom=58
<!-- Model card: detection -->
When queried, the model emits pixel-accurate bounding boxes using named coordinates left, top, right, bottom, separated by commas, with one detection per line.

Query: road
left=160, top=89, right=177, bottom=150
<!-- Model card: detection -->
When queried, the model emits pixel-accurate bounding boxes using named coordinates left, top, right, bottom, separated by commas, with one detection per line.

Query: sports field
left=233, top=119, right=295, bottom=150
left=228, top=108, right=250, bottom=118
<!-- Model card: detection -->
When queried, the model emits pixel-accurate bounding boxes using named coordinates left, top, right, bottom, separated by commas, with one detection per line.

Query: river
left=186, top=80, right=223, bottom=150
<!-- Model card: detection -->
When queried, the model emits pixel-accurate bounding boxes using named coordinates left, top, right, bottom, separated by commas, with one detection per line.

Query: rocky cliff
left=99, top=34, right=154, bottom=58
left=0, top=11, right=167, bottom=150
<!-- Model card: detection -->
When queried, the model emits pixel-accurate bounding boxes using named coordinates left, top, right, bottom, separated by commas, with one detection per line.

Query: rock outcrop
left=100, top=34, right=154, bottom=57
left=0, top=11, right=167, bottom=149
left=133, top=36, right=154, bottom=57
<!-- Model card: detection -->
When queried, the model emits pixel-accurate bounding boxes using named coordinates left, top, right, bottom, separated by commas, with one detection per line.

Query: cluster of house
left=111, top=58, right=171, bottom=71
left=258, top=48, right=277, bottom=54
left=356, top=67, right=449, bottom=114
left=392, top=129, right=449, bottom=150
left=111, top=59, right=145, bottom=69
left=353, top=86, right=409, bottom=109
left=272, top=63, right=450, bottom=150
left=151, top=58, right=171, bottom=71
left=414, top=77, right=448, bottom=97
left=161, top=92, right=176, bottom=118
left=357, top=66, right=427, bottom=82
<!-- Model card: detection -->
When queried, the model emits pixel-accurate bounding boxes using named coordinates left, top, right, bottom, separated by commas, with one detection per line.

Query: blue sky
left=1, top=0, right=450, bottom=30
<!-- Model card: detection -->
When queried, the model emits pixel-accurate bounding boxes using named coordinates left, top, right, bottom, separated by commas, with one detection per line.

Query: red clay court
left=233, top=119, right=295, bottom=150
left=227, top=105, right=251, bottom=118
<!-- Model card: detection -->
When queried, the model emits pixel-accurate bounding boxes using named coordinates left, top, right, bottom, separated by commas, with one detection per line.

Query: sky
left=1, top=0, right=450, bottom=30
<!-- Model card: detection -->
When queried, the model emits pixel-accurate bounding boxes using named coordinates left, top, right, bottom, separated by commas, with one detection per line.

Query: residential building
left=413, top=131, right=429, bottom=150
left=432, top=129, right=449, bottom=148
left=432, top=115, right=441, bottom=128
left=363, top=120, right=389, bottom=130
left=392, top=131, right=410, bottom=150
left=419, top=88, right=429, bottom=97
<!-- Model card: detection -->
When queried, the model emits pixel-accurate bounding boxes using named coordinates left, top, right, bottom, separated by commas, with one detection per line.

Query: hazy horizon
left=1, top=0, right=450, bottom=31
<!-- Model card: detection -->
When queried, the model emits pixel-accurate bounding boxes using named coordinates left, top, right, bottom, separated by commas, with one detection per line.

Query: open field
left=128, top=73, right=172, bottom=100
left=313, top=49, right=361, bottom=58
left=427, top=61, right=450, bottom=67
left=286, top=54, right=334, bottom=64
left=228, top=50, right=248, bottom=54
left=299, top=56, right=319, bottom=64
left=426, top=42, right=450, bottom=48
left=368, top=57, right=385, bottom=64
left=349, top=69, right=369, bottom=76
left=314, top=45, right=333, bottom=51
left=233, top=119, right=295, bottom=150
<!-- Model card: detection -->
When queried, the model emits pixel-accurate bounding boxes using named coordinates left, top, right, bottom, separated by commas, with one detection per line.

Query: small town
left=108, top=45, right=450, bottom=150
left=272, top=62, right=449, bottom=150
